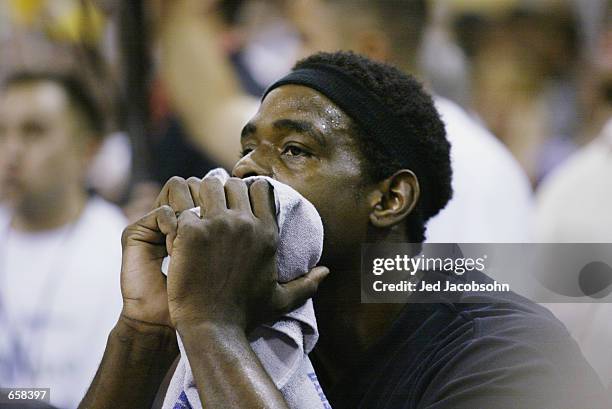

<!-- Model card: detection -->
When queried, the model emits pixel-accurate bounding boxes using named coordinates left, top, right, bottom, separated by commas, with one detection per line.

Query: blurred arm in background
left=155, top=0, right=258, bottom=170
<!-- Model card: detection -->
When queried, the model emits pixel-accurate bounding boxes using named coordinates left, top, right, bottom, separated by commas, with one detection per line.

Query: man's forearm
left=79, top=316, right=178, bottom=409
left=179, top=322, right=289, bottom=409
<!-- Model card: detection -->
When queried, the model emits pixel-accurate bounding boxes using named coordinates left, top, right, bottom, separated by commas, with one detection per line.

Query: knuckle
left=202, top=177, right=221, bottom=189
left=235, top=212, right=255, bottom=228
left=272, top=290, right=290, bottom=314
left=209, top=213, right=230, bottom=228
left=260, top=221, right=278, bottom=241
left=203, top=215, right=233, bottom=237
left=250, top=179, right=269, bottom=194
left=158, top=204, right=174, bottom=216
left=186, top=176, right=201, bottom=184
left=260, top=230, right=278, bottom=253
left=225, top=177, right=245, bottom=189
left=224, top=212, right=254, bottom=235
left=167, top=176, right=186, bottom=187
left=120, top=223, right=141, bottom=246
left=120, top=226, right=131, bottom=246
left=177, top=217, right=203, bottom=239
left=251, top=178, right=268, bottom=189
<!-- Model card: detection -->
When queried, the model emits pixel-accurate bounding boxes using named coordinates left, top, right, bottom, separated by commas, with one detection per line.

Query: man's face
left=0, top=81, right=88, bottom=207
left=233, top=85, right=374, bottom=267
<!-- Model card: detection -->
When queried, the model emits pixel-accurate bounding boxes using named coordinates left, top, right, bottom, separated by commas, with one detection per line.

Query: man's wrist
left=172, top=307, right=247, bottom=337
left=177, top=320, right=247, bottom=346
left=113, top=315, right=178, bottom=353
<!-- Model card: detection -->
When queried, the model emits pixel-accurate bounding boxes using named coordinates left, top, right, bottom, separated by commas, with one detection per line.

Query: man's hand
left=119, top=176, right=199, bottom=328
left=80, top=178, right=200, bottom=409
left=165, top=176, right=329, bottom=332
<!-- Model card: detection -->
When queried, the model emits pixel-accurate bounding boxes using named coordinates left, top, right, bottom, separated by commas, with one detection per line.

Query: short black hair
left=2, top=71, right=105, bottom=138
left=293, top=51, right=452, bottom=242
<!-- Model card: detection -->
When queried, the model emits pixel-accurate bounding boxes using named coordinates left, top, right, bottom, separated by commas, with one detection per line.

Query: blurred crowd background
left=1, top=0, right=612, bottom=408
left=1, top=0, right=611, bottom=207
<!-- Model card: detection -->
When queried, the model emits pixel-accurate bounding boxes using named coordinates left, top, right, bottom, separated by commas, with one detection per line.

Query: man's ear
left=369, top=169, right=420, bottom=228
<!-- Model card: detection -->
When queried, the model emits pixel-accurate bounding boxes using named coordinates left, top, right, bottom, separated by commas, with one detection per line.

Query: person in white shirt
left=0, top=71, right=126, bottom=409
left=535, top=120, right=612, bottom=242
left=535, top=119, right=612, bottom=389
left=425, top=96, right=533, bottom=242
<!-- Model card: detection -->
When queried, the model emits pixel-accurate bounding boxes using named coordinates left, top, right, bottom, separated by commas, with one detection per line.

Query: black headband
left=262, top=63, right=432, bottom=214
left=262, top=63, right=412, bottom=159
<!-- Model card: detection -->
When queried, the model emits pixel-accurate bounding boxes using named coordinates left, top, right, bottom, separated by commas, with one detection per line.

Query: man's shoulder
left=456, top=295, right=570, bottom=347
left=413, top=288, right=567, bottom=354
left=419, top=296, right=608, bottom=408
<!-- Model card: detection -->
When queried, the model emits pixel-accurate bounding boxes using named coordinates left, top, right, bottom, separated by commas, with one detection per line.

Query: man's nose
left=232, top=153, right=271, bottom=179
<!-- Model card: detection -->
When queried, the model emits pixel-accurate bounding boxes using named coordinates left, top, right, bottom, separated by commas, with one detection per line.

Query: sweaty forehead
left=257, top=85, right=352, bottom=132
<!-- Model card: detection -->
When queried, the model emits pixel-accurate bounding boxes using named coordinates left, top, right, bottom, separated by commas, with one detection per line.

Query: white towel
left=161, top=168, right=332, bottom=409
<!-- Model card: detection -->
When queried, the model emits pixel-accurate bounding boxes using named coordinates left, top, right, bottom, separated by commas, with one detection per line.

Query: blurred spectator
left=576, top=3, right=612, bottom=147
left=535, top=119, right=612, bottom=389
left=535, top=112, right=612, bottom=391
left=535, top=16, right=612, bottom=390
left=0, top=71, right=125, bottom=409
left=0, top=0, right=134, bottom=205
left=320, top=0, right=534, bottom=242
left=419, top=1, right=472, bottom=108
left=156, top=0, right=259, bottom=169
left=452, top=0, right=582, bottom=185
left=86, top=131, right=131, bottom=203
left=535, top=122, right=612, bottom=242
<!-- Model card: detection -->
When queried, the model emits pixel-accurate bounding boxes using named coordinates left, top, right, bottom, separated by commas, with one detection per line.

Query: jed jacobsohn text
left=372, top=280, right=510, bottom=293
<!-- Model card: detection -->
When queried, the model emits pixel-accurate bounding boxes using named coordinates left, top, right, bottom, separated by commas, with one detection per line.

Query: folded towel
left=161, top=168, right=332, bottom=409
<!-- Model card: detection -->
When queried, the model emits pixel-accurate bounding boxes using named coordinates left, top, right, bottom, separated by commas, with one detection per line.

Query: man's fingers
left=274, top=266, right=330, bottom=314
left=175, top=209, right=204, bottom=242
left=154, top=176, right=196, bottom=212
left=168, top=177, right=196, bottom=212
left=128, top=205, right=178, bottom=252
left=199, top=177, right=227, bottom=217
left=225, top=178, right=252, bottom=213
left=156, top=206, right=179, bottom=255
left=249, top=180, right=277, bottom=225
left=134, top=205, right=176, bottom=234
left=186, top=177, right=201, bottom=205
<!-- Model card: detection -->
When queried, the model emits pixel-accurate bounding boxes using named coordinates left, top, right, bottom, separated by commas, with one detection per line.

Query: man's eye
left=283, top=145, right=310, bottom=157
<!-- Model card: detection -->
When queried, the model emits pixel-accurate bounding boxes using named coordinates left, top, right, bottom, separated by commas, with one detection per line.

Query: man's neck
left=313, top=228, right=414, bottom=388
left=11, top=187, right=88, bottom=232
left=313, top=263, right=405, bottom=388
